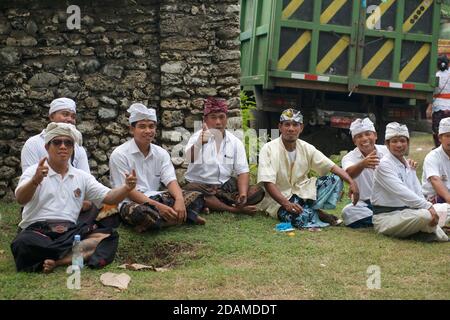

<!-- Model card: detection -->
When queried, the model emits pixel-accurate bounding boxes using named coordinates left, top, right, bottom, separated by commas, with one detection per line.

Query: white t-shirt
left=185, top=129, right=249, bottom=185
left=371, top=152, right=431, bottom=209
left=421, top=146, right=450, bottom=197
left=21, top=130, right=90, bottom=174
left=433, top=70, right=450, bottom=112
left=287, top=150, right=296, bottom=164
left=16, top=164, right=110, bottom=229
left=109, top=139, right=177, bottom=205
left=341, top=145, right=388, bottom=201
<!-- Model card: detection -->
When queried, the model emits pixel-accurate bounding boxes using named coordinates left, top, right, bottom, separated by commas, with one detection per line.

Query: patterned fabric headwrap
left=203, top=97, right=228, bottom=116
left=280, top=108, right=303, bottom=123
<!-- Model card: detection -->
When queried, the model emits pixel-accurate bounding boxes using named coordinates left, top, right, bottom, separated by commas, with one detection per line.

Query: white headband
left=49, top=98, right=76, bottom=115
left=385, top=122, right=409, bottom=140
left=439, top=117, right=450, bottom=135
left=349, top=118, right=376, bottom=138
left=44, top=122, right=82, bottom=146
left=127, top=103, right=157, bottom=124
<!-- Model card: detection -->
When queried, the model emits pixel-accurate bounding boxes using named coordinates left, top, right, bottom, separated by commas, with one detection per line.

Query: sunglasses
left=50, top=138, right=74, bottom=147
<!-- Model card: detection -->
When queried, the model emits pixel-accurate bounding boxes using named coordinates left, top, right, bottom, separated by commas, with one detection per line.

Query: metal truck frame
left=240, top=0, right=441, bottom=154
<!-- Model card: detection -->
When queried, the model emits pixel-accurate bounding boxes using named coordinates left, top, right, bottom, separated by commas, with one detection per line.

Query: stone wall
left=0, top=0, right=240, bottom=201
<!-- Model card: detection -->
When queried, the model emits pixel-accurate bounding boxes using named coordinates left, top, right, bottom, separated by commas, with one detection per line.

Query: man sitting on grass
left=371, top=122, right=448, bottom=242
left=109, top=103, right=206, bottom=233
left=184, top=97, right=265, bottom=215
left=20, top=97, right=97, bottom=224
left=12, top=122, right=137, bottom=273
left=341, top=118, right=389, bottom=228
left=421, top=117, right=450, bottom=230
left=422, top=117, right=450, bottom=205
left=257, top=108, right=359, bottom=229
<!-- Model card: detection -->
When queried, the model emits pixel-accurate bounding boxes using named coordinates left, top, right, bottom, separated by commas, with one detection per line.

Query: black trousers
left=11, top=221, right=119, bottom=272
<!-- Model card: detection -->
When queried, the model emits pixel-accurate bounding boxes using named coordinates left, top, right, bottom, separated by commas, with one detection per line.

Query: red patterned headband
left=204, top=97, right=228, bottom=116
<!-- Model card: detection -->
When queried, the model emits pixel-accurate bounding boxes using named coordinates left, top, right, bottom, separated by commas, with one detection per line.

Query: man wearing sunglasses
left=12, top=122, right=137, bottom=273
left=20, top=98, right=94, bottom=217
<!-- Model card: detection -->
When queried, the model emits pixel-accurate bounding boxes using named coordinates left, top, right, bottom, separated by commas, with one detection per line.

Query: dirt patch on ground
left=115, top=241, right=203, bottom=268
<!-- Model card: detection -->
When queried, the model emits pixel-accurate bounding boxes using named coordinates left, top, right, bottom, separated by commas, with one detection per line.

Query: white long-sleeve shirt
left=371, top=152, right=432, bottom=209
left=341, top=144, right=388, bottom=201
left=421, top=145, right=450, bottom=197
left=257, top=137, right=335, bottom=217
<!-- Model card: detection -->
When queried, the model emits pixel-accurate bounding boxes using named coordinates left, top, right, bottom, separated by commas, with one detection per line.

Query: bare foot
left=43, top=259, right=56, bottom=273
left=202, top=207, right=210, bottom=214
left=317, top=209, right=339, bottom=225
left=194, top=215, right=206, bottom=225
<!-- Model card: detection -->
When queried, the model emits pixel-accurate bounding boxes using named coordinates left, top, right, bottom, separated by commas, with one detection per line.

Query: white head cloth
left=349, top=118, right=376, bottom=138
left=44, top=122, right=83, bottom=146
left=385, top=122, right=409, bottom=140
left=49, top=98, right=76, bottom=115
left=439, top=117, right=450, bottom=135
left=127, top=103, right=157, bottom=124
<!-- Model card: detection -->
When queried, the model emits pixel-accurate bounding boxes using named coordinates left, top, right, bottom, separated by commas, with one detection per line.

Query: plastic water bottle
left=71, top=234, right=84, bottom=269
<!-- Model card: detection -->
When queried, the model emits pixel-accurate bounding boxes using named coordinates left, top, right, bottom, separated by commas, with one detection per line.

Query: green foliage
left=329, top=150, right=348, bottom=167
left=240, top=90, right=259, bottom=184
left=443, top=3, right=450, bottom=18
left=240, top=90, right=256, bottom=132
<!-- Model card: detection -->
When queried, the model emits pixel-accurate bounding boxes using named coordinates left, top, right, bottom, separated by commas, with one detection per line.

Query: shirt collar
left=130, top=138, right=153, bottom=158
left=437, top=145, right=450, bottom=160
left=47, top=163, right=75, bottom=177
left=353, top=147, right=364, bottom=159
left=387, top=151, right=409, bottom=168
left=223, top=130, right=232, bottom=143
left=354, top=145, right=384, bottom=159
left=67, top=164, right=76, bottom=176
left=205, top=129, right=230, bottom=143
left=224, top=129, right=229, bottom=139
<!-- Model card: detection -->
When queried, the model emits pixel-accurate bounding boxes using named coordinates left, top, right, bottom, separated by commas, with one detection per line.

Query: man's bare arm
left=429, top=176, right=450, bottom=203
left=263, top=182, right=303, bottom=213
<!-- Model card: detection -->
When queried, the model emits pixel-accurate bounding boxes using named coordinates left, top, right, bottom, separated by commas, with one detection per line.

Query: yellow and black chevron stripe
left=278, top=0, right=350, bottom=71
left=362, top=0, right=433, bottom=81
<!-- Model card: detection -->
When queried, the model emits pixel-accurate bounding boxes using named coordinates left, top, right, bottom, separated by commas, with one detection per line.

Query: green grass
left=408, top=131, right=435, bottom=179
left=0, top=133, right=449, bottom=300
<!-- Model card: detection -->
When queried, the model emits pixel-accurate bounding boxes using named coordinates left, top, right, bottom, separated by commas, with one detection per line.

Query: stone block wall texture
left=0, top=0, right=240, bottom=200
